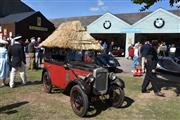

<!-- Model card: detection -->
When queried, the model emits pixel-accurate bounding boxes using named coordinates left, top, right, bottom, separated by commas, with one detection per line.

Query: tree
left=132, top=0, right=180, bottom=11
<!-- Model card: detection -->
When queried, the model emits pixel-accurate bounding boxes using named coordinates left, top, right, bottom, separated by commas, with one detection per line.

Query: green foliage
left=132, top=0, right=180, bottom=11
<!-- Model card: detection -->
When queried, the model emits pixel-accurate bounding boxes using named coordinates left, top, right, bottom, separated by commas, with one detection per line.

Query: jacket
left=8, top=42, right=26, bottom=67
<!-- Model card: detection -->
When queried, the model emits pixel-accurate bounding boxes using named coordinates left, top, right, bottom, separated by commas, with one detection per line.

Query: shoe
left=154, top=92, right=165, bottom=97
left=0, top=83, right=5, bottom=87
left=22, top=82, right=27, bottom=86
left=142, top=90, right=150, bottom=93
left=10, top=85, right=15, bottom=88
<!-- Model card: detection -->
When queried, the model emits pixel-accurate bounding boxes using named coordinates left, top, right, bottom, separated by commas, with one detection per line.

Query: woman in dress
left=0, top=39, right=9, bottom=87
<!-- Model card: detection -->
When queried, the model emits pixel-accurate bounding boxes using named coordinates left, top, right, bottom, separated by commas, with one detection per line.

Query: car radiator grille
left=94, top=68, right=108, bottom=94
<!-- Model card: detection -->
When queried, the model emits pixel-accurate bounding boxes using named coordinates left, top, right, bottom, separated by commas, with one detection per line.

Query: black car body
left=157, top=47, right=180, bottom=75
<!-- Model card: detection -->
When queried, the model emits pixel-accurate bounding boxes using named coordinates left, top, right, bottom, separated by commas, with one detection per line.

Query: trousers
left=142, top=58, right=160, bottom=93
left=29, top=53, right=35, bottom=70
left=9, top=62, right=27, bottom=88
left=141, top=57, right=147, bottom=72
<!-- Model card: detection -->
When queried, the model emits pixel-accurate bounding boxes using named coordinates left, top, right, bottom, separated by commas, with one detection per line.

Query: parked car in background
left=111, top=46, right=124, bottom=57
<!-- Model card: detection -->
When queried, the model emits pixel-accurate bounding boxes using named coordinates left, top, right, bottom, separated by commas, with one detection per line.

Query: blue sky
left=22, top=0, right=179, bottom=19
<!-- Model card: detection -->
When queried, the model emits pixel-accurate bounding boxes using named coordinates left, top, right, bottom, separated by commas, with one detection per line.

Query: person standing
left=108, top=41, right=114, bottom=55
left=8, top=35, right=27, bottom=88
left=169, top=44, right=176, bottom=58
left=140, top=41, right=151, bottom=73
left=102, top=41, right=108, bottom=54
left=0, top=39, right=9, bottom=87
left=35, top=37, right=44, bottom=69
left=28, top=38, right=36, bottom=70
left=131, top=43, right=140, bottom=72
left=141, top=40, right=165, bottom=97
left=128, top=44, right=134, bottom=60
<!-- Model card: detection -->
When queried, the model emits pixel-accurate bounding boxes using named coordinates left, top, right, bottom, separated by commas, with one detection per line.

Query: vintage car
left=111, top=46, right=124, bottom=57
left=41, top=48, right=125, bottom=117
left=157, top=47, right=180, bottom=75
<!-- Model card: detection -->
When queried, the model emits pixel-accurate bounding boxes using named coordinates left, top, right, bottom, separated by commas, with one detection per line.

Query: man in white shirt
left=169, top=44, right=176, bottom=58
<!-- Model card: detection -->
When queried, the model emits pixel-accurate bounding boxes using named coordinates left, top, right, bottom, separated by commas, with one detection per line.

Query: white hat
left=31, top=38, right=36, bottom=43
left=13, top=35, right=22, bottom=41
left=0, top=39, right=8, bottom=44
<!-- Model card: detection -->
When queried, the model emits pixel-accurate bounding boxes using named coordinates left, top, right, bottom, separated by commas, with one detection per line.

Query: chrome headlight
left=89, top=77, right=95, bottom=82
left=86, top=74, right=95, bottom=83
left=108, top=72, right=117, bottom=80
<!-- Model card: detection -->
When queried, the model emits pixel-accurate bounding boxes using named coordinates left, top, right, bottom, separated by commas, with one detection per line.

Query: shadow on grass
left=121, top=96, right=135, bottom=108
left=85, top=96, right=134, bottom=118
left=0, top=101, right=29, bottom=114
left=12, top=80, right=42, bottom=88
left=52, top=88, right=63, bottom=94
left=156, top=72, right=180, bottom=96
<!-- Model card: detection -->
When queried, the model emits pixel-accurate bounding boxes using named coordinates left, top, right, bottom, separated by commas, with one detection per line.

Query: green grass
left=0, top=70, right=180, bottom=120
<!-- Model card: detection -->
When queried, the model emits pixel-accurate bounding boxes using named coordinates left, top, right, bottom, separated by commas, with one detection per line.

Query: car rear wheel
left=42, top=71, right=52, bottom=93
left=70, top=85, right=89, bottom=117
left=109, top=85, right=125, bottom=108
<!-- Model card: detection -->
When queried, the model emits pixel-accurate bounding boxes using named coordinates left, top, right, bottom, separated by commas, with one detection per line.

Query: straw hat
left=0, top=39, right=8, bottom=44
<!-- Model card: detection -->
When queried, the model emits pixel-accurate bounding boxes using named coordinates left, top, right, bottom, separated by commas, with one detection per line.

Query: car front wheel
left=42, top=71, right=52, bottom=93
left=109, top=85, right=125, bottom=108
left=70, top=85, right=89, bottom=117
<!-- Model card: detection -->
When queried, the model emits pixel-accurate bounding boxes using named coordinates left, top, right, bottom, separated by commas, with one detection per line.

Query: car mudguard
left=110, top=78, right=125, bottom=88
left=41, top=68, right=50, bottom=82
left=63, top=79, right=90, bottom=95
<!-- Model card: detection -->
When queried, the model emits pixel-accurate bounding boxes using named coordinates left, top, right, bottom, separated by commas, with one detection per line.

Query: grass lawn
left=0, top=70, right=180, bottom=120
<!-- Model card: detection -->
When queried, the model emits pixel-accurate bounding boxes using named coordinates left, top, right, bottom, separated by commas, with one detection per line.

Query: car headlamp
left=109, top=72, right=117, bottom=80
left=89, top=77, right=94, bottom=82
left=86, top=74, right=95, bottom=83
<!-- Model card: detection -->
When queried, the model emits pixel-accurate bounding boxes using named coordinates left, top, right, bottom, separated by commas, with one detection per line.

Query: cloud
left=97, top=0, right=104, bottom=6
left=89, top=0, right=107, bottom=12
left=90, top=7, right=99, bottom=12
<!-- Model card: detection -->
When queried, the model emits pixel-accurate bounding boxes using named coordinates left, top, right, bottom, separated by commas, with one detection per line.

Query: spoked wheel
left=109, top=85, right=125, bottom=108
left=70, top=85, right=89, bottom=117
left=42, top=71, right=52, bottom=93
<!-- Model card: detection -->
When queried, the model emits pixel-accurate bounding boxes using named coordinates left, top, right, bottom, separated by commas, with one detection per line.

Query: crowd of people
left=100, top=40, right=116, bottom=55
left=128, top=40, right=178, bottom=97
left=0, top=35, right=44, bottom=88
left=128, top=41, right=177, bottom=73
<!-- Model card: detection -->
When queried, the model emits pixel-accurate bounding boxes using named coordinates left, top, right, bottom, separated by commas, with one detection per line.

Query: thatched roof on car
left=39, top=21, right=102, bottom=50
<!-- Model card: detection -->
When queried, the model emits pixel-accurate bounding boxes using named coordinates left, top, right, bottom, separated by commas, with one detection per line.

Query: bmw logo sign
left=103, top=20, right=111, bottom=29
left=154, top=18, right=165, bottom=28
